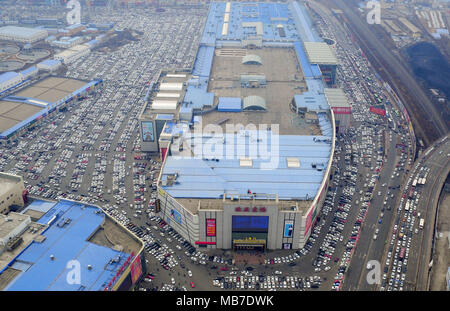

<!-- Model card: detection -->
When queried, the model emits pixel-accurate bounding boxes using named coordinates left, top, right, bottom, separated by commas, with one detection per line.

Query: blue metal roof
left=161, top=2, right=334, bottom=202
left=192, top=46, right=214, bottom=77
left=204, top=2, right=303, bottom=43
left=289, top=1, right=322, bottom=42
left=218, top=97, right=242, bottom=112
left=294, top=92, right=329, bottom=111
left=156, top=113, right=174, bottom=120
left=20, top=66, right=37, bottom=76
left=38, top=59, right=61, bottom=67
left=161, top=132, right=331, bottom=200
left=183, top=85, right=214, bottom=110
left=4, top=199, right=131, bottom=291
left=86, top=39, right=98, bottom=47
left=0, top=71, right=20, bottom=84
left=20, top=199, right=56, bottom=214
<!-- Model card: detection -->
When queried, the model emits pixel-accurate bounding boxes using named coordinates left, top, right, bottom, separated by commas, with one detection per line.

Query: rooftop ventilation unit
left=240, top=158, right=253, bottom=167
left=166, top=173, right=179, bottom=186
left=286, top=157, right=300, bottom=168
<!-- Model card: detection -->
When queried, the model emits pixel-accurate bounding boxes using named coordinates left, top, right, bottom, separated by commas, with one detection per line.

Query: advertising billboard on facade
left=232, top=216, right=269, bottom=232
left=284, top=220, right=294, bottom=238
left=304, top=206, right=314, bottom=236
left=141, top=121, right=155, bottom=142
left=206, top=218, right=216, bottom=237
left=170, top=208, right=182, bottom=225
left=130, top=254, right=142, bottom=285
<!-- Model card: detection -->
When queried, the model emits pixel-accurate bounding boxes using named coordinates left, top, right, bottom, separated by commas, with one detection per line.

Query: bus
left=419, top=218, right=425, bottom=229
left=404, top=201, right=410, bottom=211
left=412, top=178, right=418, bottom=187
left=398, top=247, right=406, bottom=260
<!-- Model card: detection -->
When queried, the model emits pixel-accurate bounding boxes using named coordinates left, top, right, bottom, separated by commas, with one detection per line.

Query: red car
left=190, top=282, right=195, bottom=288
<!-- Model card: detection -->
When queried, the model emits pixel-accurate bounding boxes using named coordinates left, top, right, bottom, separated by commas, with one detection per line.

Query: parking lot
left=0, top=5, right=420, bottom=292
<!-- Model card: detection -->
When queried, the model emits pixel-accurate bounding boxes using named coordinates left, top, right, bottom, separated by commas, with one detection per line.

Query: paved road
left=308, top=0, right=416, bottom=291
left=374, top=135, right=450, bottom=291
left=413, top=136, right=450, bottom=290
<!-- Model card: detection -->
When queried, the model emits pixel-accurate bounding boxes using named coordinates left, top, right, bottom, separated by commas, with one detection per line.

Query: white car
left=188, top=270, right=192, bottom=277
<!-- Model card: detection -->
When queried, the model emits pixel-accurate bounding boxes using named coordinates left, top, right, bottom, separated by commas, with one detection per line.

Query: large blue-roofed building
left=139, top=2, right=342, bottom=251
left=0, top=199, right=144, bottom=291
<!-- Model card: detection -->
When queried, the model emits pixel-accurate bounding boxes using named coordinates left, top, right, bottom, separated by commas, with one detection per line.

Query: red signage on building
left=332, top=107, right=351, bottom=114
left=195, top=241, right=216, bottom=245
left=206, top=219, right=216, bottom=237
left=130, top=254, right=142, bottom=285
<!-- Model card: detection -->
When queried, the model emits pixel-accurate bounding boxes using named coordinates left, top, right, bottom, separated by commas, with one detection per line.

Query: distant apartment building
left=0, top=173, right=25, bottom=215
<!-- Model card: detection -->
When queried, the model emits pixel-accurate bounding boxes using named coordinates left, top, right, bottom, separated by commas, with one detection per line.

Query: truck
left=419, top=218, right=425, bottom=230
left=408, top=187, right=414, bottom=199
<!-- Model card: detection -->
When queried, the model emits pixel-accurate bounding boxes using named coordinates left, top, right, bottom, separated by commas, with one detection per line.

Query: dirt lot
left=430, top=191, right=450, bottom=290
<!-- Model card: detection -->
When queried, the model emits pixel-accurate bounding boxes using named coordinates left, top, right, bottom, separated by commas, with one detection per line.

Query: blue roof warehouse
left=0, top=199, right=144, bottom=291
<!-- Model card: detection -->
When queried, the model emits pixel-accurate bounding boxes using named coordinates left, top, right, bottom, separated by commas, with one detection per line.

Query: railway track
left=327, top=0, right=449, bottom=146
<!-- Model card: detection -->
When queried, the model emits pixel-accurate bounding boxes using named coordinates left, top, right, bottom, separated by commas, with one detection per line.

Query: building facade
left=0, top=173, right=25, bottom=215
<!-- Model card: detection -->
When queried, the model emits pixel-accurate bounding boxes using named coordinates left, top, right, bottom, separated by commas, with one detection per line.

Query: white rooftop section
left=0, top=213, right=31, bottom=243
left=225, top=2, right=231, bottom=13
left=156, top=92, right=181, bottom=98
left=0, top=26, right=48, bottom=43
left=166, top=74, right=187, bottom=78
left=222, top=23, right=229, bottom=36
left=242, top=22, right=264, bottom=36
left=324, top=88, right=350, bottom=108
left=28, top=99, right=49, bottom=106
left=239, top=158, right=253, bottom=167
left=152, top=100, right=178, bottom=110
left=286, top=157, right=301, bottom=168
left=303, top=42, right=339, bottom=65
left=159, top=83, right=183, bottom=91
